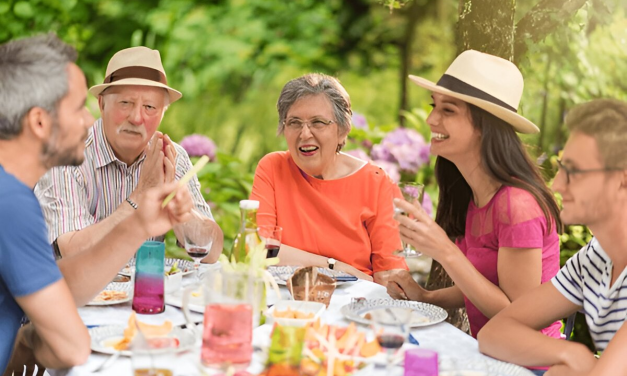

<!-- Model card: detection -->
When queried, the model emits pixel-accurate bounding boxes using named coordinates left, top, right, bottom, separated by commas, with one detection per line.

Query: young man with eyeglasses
left=478, top=99, right=627, bottom=376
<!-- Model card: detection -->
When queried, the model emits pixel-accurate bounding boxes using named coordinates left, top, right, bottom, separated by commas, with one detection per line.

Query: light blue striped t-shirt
left=552, top=237, right=627, bottom=351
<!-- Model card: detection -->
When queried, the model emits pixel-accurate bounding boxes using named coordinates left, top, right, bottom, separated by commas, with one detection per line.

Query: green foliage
left=195, top=152, right=255, bottom=252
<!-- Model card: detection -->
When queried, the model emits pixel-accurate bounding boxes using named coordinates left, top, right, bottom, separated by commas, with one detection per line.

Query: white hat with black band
left=409, top=50, right=539, bottom=134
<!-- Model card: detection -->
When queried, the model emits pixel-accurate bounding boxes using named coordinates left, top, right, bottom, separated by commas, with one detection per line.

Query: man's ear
left=23, top=107, right=52, bottom=140
left=98, top=95, right=105, bottom=112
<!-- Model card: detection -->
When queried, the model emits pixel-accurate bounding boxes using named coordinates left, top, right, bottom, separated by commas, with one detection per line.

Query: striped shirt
left=34, top=118, right=213, bottom=244
left=552, top=237, right=627, bottom=351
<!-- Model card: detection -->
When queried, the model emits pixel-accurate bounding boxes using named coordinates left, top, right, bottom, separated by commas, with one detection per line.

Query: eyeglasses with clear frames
left=283, top=118, right=335, bottom=131
left=553, top=158, right=624, bottom=184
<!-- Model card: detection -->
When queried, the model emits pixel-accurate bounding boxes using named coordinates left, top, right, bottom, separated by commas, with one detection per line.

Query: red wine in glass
left=187, top=248, right=210, bottom=259
left=265, top=244, right=280, bottom=258
left=376, top=333, right=405, bottom=350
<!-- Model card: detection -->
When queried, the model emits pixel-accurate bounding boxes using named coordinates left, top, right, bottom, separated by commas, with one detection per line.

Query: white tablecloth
left=49, top=278, right=534, bottom=376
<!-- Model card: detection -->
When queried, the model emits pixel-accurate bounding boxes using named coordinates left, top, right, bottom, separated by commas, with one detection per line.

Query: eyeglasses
left=553, top=158, right=623, bottom=184
left=283, top=118, right=335, bottom=131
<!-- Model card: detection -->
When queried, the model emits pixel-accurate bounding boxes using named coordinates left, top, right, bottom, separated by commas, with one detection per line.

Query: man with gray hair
left=479, top=99, right=627, bottom=376
left=35, top=46, right=223, bottom=262
left=0, top=34, right=194, bottom=374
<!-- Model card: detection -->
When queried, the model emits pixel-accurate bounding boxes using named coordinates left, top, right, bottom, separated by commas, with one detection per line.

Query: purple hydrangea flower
left=371, top=128, right=430, bottom=174
left=345, top=148, right=371, bottom=162
left=352, top=112, right=369, bottom=130
left=372, top=160, right=401, bottom=183
left=180, top=134, right=217, bottom=161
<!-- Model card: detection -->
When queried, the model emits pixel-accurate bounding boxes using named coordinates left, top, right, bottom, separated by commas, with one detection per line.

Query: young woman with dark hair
left=387, top=51, right=562, bottom=375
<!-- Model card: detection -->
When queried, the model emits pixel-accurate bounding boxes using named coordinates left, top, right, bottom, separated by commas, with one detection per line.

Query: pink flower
left=180, top=134, right=217, bottom=161
left=371, top=128, right=431, bottom=174
left=352, top=112, right=369, bottom=130
left=372, top=160, right=401, bottom=183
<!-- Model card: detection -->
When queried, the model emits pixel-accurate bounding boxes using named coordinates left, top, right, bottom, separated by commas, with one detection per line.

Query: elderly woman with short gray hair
left=250, top=73, right=408, bottom=282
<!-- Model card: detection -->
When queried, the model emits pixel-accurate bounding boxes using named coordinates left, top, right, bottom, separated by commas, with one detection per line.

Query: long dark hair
left=435, top=104, right=562, bottom=239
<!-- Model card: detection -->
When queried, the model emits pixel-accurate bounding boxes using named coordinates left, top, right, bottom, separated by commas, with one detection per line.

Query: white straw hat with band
left=89, top=46, right=182, bottom=103
left=409, top=50, right=539, bottom=134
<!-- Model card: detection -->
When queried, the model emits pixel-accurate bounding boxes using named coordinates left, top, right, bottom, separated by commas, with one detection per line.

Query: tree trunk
left=425, top=260, right=470, bottom=334
left=456, top=0, right=515, bottom=60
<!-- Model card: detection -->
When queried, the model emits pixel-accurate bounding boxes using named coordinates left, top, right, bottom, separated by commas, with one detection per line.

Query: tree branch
left=514, top=0, right=589, bottom=64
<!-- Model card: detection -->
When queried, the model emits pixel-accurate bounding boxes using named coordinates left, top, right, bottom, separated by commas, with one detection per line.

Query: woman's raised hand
left=393, top=198, right=457, bottom=263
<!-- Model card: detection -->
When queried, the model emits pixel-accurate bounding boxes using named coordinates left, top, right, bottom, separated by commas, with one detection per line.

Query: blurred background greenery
left=2, top=0, right=625, bottom=347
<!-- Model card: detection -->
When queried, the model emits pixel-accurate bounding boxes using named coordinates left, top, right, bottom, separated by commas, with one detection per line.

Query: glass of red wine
left=182, top=211, right=219, bottom=283
left=370, top=307, right=413, bottom=371
left=257, top=225, right=283, bottom=258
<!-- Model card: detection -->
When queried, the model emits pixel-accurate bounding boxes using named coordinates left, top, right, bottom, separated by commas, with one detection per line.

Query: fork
left=91, top=351, right=121, bottom=373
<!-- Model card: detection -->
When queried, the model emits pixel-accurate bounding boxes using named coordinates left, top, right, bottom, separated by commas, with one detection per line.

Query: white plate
left=87, top=282, right=133, bottom=306
left=267, top=265, right=358, bottom=286
left=121, top=258, right=196, bottom=277
left=89, top=325, right=195, bottom=356
left=165, top=287, right=205, bottom=313
left=341, top=298, right=448, bottom=328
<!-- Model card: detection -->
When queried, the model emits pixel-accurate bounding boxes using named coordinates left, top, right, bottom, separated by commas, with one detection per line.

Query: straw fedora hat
left=89, top=46, right=182, bottom=103
left=409, top=50, right=538, bottom=134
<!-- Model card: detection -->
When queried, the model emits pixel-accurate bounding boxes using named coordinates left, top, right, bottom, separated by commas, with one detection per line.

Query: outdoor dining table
left=48, top=270, right=534, bottom=376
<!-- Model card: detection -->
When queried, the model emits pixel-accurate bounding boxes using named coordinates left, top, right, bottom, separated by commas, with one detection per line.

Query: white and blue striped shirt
left=552, top=237, right=627, bottom=351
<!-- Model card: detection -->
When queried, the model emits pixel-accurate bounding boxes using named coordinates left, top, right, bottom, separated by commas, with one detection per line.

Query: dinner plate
left=340, top=298, right=448, bottom=328
left=87, top=282, right=133, bottom=306
left=121, top=258, right=196, bottom=277
left=89, top=325, right=195, bottom=356
left=267, top=265, right=358, bottom=286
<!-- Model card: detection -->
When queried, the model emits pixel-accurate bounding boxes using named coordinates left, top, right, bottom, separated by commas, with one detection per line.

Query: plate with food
left=268, top=265, right=358, bottom=286
left=340, top=298, right=447, bottom=328
left=89, top=313, right=195, bottom=356
left=87, top=282, right=133, bottom=306
left=120, top=258, right=195, bottom=277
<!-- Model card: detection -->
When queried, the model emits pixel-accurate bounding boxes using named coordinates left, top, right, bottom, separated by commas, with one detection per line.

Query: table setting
left=46, top=256, right=535, bottom=376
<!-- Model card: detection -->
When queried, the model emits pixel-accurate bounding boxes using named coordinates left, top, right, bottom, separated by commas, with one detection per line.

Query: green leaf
left=0, top=2, right=10, bottom=14
left=13, top=1, right=34, bottom=18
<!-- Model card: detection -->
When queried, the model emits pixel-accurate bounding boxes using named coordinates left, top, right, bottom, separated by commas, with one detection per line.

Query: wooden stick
left=161, top=155, right=209, bottom=208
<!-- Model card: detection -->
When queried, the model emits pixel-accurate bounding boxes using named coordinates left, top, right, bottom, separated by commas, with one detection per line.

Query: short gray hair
left=276, top=73, right=352, bottom=136
left=0, top=34, right=77, bottom=140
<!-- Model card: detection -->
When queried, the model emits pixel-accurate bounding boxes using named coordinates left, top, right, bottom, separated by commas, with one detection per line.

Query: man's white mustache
left=117, top=125, right=146, bottom=139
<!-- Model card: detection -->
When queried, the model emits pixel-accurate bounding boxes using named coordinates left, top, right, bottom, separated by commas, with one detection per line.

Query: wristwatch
left=327, top=258, right=337, bottom=270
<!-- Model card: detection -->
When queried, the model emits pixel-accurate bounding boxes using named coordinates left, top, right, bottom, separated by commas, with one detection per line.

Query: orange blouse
left=250, top=151, right=408, bottom=276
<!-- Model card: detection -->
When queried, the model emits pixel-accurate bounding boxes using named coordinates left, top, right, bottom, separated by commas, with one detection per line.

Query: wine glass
left=395, top=182, right=425, bottom=257
left=181, top=211, right=219, bottom=283
left=370, top=307, right=413, bottom=371
left=257, top=225, right=283, bottom=258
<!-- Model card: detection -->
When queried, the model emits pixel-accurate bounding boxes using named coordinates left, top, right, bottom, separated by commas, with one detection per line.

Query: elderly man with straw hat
left=35, top=46, right=223, bottom=261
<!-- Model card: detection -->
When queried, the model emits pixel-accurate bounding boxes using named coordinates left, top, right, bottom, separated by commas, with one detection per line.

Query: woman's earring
left=336, top=141, right=345, bottom=154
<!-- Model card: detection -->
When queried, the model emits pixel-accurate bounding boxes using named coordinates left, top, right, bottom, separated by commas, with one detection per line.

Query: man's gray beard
left=41, top=117, right=84, bottom=169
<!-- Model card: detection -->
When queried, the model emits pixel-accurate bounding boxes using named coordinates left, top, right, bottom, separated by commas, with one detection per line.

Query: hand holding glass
left=395, top=182, right=425, bottom=257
